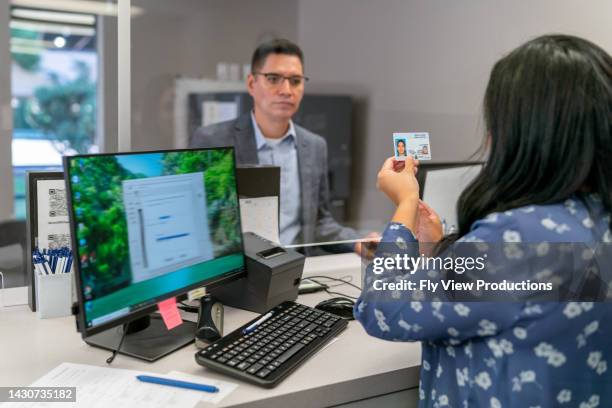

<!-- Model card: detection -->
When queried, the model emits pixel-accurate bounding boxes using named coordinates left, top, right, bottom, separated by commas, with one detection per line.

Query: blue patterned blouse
left=355, top=194, right=612, bottom=408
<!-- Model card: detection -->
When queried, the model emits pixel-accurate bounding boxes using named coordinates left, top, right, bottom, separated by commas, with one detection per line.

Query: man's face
left=247, top=53, right=304, bottom=122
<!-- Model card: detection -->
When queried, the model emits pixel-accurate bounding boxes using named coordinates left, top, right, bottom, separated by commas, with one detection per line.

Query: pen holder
left=36, top=273, right=73, bottom=319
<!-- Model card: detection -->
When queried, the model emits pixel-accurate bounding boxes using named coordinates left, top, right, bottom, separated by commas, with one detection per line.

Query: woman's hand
left=416, top=200, right=443, bottom=255
left=376, top=156, right=420, bottom=206
left=416, top=200, right=443, bottom=243
left=377, top=156, right=420, bottom=231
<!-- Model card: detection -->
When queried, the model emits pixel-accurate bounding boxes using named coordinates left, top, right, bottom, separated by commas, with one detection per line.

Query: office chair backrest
left=0, top=219, right=28, bottom=287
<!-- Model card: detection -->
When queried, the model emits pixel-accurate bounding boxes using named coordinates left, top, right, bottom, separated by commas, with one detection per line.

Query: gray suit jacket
left=190, top=113, right=357, bottom=247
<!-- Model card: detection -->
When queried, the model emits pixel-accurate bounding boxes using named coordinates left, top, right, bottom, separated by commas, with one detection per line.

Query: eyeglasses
left=253, top=72, right=309, bottom=88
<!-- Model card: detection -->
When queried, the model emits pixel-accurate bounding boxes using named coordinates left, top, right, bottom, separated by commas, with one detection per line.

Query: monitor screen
left=421, top=163, right=483, bottom=232
left=64, top=148, right=244, bottom=334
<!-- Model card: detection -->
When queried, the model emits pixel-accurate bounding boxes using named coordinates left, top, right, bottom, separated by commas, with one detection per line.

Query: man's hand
left=354, top=232, right=381, bottom=260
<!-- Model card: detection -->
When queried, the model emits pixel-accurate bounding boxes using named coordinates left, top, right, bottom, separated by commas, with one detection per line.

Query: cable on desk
left=302, top=275, right=362, bottom=291
left=322, top=288, right=358, bottom=300
left=106, top=323, right=128, bottom=365
left=303, top=276, right=361, bottom=300
left=311, top=275, right=354, bottom=288
left=179, top=302, right=199, bottom=313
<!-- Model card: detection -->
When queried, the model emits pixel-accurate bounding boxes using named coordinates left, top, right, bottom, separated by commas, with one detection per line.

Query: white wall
left=297, top=0, right=612, bottom=227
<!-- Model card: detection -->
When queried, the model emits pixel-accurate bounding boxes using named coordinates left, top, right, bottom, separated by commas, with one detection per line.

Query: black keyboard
left=195, top=301, right=348, bottom=388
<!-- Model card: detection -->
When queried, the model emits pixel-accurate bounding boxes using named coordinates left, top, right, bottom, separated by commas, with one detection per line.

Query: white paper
left=0, top=286, right=28, bottom=307
left=36, top=180, right=71, bottom=250
left=202, top=101, right=239, bottom=127
left=422, top=165, right=482, bottom=232
left=0, top=363, right=202, bottom=408
left=166, top=371, right=238, bottom=404
left=239, top=197, right=280, bottom=244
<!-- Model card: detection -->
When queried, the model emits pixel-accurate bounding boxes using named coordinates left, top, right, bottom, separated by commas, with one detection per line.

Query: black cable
left=178, top=302, right=199, bottom=313
left=301, top=275, right=362, bottom=291
left=302, top=277, right=360, bottom=300
left=106, top=323, right=128, bottom=364
left=323, top=288, right=358, bottom=300
left=310, top=275, right=354, bottom=289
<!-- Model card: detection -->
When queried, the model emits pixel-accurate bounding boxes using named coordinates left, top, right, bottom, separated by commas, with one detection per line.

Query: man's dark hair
left=251, top=38, right=304, bottom=73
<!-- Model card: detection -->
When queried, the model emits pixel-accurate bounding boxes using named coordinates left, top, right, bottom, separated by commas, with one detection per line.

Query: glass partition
left=124, top=0, right=393, bottom=255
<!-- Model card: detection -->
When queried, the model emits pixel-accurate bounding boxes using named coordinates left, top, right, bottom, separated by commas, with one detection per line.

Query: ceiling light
left=12, top=8, right=96, bottom=25
left=11, top=0, right=143, bottom=16
left=10, top=20, right=95, bottom=36
left=54, top=36, right=66, bottom=48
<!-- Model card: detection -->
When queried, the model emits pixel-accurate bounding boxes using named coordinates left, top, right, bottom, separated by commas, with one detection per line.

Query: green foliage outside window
left=27, top=61, right=96, bottom=154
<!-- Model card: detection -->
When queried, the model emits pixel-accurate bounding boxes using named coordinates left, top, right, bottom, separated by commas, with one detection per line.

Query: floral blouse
left=355, top=194, right=612, bottom=408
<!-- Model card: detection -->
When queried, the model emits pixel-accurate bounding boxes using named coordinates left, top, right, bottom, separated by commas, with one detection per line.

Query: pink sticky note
left=157, top=297, right=183, bottom=330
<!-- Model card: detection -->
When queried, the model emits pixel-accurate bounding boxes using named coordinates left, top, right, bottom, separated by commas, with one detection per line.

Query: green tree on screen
left=70, top=156, right=134, bottom=297
left=162, top=150, right=241, bottom=256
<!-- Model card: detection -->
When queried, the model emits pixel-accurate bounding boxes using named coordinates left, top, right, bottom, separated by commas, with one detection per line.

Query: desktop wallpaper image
left=67, top=149, right=243, bottom=323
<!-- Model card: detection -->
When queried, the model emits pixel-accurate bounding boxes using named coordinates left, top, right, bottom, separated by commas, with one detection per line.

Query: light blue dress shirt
left=251, top=112, right=302, bottom=245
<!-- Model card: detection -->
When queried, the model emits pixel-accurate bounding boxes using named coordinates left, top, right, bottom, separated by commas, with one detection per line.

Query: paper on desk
left=0, top=363, right=201, bottom=408
left=166, top=371, right=238, bottom=404
left=239, top=196, right=280, bottom=244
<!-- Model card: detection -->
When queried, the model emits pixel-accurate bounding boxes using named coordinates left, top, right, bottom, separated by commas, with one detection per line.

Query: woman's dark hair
left=397, top=139, right=406, bottom=148
left=441, top=34, right=611, bottom=248
left=251, top=38, right=304, bottom=73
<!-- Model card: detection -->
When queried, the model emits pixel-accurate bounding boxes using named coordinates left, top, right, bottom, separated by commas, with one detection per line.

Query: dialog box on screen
left=122, top=173, right=213, bottom=283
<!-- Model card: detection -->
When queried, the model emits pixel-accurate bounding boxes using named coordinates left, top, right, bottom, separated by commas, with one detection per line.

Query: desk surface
left=0, top=254, right=421, bottom=408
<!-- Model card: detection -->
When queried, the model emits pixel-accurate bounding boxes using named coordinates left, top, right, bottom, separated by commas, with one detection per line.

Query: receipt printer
left=209, top=232, right=305, bottom=313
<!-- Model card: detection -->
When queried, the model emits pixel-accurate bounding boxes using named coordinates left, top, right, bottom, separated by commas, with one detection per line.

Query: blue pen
left=136, top=375, right=219, bottom=393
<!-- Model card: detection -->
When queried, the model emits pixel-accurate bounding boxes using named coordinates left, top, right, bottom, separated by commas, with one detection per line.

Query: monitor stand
left=85, top=314, right=196, bottom=362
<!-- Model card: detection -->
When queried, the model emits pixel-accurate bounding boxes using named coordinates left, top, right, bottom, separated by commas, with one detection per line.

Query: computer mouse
left=315, top=297, right=355, bottom=320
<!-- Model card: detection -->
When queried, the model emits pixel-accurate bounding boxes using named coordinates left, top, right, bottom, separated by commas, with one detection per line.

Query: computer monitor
left=418, top=162, right=484, bottom=233
left=64, top=147, right=245, bottom=361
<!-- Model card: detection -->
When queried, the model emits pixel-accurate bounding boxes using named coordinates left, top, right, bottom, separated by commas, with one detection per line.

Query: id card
left=393, top=132, right=431, bottom=161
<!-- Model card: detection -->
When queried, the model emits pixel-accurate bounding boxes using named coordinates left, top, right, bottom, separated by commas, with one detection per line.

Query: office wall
left=129, top=0, right=299, bottom=151
left=297, top=0, right=612, bottom=227
left=0, top=0, right=14, bottom=220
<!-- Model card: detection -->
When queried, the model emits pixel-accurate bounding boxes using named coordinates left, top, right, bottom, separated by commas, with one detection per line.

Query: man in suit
left=191, top=38, right=369, bottom=252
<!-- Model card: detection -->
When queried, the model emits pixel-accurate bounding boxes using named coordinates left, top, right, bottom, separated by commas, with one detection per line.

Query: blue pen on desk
left=242, top=311, right=274, bottom=334
left=136, top=375, right=219, bottom=393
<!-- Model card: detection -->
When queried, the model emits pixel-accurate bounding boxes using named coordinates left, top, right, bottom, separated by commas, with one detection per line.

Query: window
left=10, top=7, right=99, bottom=218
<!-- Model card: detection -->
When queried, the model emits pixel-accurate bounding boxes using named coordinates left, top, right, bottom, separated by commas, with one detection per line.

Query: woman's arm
left=356, top=158, right=526, bottom=343
left=354, top=219, right=525, bottom=343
